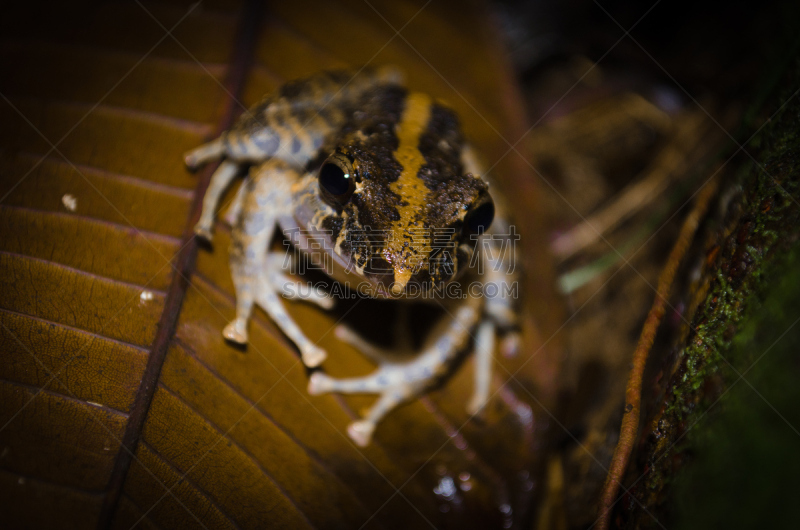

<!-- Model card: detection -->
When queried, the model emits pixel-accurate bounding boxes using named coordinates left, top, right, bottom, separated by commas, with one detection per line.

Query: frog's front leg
left=308, top=297, right=482, bottom=446
left=255, top=254, right=329, bottom=367
left=464, top=234, right=520, bottom=415
left=225, top=160, right=328, bottom=367
left=224, top=167, right=276, bottom=345
left=466, top=319, right=496, bottom=415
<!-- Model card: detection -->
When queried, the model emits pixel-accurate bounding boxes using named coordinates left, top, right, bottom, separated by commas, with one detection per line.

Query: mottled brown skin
left=318, top=85, right=491, bottom=293
left=184, top=68, right=518, bottom=446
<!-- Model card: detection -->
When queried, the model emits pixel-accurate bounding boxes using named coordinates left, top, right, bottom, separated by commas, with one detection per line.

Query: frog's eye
left=462, top=197, right=495, bottom=236
left=319, top=155, right=356, bottom=206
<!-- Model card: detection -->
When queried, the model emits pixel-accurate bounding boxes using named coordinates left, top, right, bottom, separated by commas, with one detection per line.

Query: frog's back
left=221, top=67, right=404, bottom=165
left=314, top=83, right=488, bottom=292
left=335, top=84, right=467, bottom=187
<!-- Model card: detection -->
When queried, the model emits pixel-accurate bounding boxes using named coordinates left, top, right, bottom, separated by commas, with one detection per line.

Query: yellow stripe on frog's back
left=386, top=92, right=432, bottom=293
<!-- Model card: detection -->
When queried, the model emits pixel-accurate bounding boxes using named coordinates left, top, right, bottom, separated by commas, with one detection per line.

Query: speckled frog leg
left=225, top=159, right=328, bottom=367
left=308, top=296, right=482, bottom=447
left=223, top=175, right=251, bottom=226
left=462, top=144, right=521, bottom=412
left=458, top=235, right=520, bottom=416
left=255, top=253, right=330, bottom=367
left=193, top=160, right=240, bottom=240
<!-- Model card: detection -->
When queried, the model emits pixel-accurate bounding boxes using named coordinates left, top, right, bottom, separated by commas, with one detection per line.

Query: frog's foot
left=308, top=370, right=414, bottom=447
left=347, top=421, right=376, bottom=448
left=309, top=300, right=483, bottom=445
left=223, top=317, right=249, bottom=344
left=194, top=225, right=214, bottom=242
left=256, top=271, right=327, bottom=368
left=348, top=391, right=411, bottom=447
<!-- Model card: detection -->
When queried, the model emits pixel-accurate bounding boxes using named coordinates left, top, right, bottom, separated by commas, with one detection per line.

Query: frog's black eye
left=462, top=197, right=495, bottom=236
left=318, top=155, right=356, bottom=206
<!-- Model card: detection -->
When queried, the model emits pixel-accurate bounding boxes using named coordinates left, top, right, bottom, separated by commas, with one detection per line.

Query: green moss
left=631, top=57, right=800, bottom=521
left=669, top=56, right=800, bottom=413
left=673, top=247, right=800, bottom=529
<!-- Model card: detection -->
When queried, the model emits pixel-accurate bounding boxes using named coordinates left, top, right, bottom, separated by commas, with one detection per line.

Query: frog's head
left=298, top=88, right=495, bottom=298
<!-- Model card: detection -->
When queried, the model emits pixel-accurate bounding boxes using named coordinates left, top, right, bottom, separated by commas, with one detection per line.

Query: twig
left=552, top=110, right=711, bottom=261
left=595, top=175, right=720, bottom=530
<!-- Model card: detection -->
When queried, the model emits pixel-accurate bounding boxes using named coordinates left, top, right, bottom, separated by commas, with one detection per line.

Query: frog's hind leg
left=308, top=297, right=482, bottom=446
left=195, top=160, right=240, bottom=241
left=308, top=368, right=413, bottom=447
left=224, top=162, right=285, bottom=345
left=333, top=324, right=415, bottom=365
left=188, top=128, right=287, bottom=241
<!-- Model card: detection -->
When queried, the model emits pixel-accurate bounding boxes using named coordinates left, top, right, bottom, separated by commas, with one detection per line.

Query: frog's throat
left=387, top=91, right=432, bottom=292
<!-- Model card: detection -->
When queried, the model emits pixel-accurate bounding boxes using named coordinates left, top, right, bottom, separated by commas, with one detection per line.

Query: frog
left=184, top=67, right=520, bottom=447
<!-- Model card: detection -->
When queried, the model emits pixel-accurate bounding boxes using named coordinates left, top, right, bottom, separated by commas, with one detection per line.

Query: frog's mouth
left=289, top=193, right=468, bottom=298
left=362, top=268, right=434, bottom=300
left=316, top=249, right=438, bottom=300
left=288, top=222, right=465, bottom=300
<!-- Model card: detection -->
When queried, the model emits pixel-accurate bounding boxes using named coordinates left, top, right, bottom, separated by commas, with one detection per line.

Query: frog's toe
left=347, top=420, right=376, bottom=448
left=184, top=150, right=210, bottom=171
left=194, top=223, right=214, bottom=242
left=315, top=293, right=335, bottom=310
left=184, top=138, right=224, bottom=169
left=307, top=371, right=333, bottom=395
left=184, top=152, right=199, bottom=169
left=334, top=324, right=354, bottom=342
left=301, top=344, right=327, bottom=368
left=279, top=279, right=334, bottom=310
left=466, top=392, right=488, bottom=417
left=222, top=318, right=249, bottom=344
